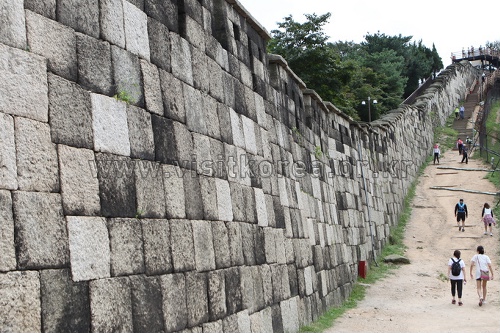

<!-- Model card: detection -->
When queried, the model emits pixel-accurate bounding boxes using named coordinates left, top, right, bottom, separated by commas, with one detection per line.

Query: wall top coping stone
left=268, top=54, right=307, bottom=89
left=226, top=0, right=272, bottom=41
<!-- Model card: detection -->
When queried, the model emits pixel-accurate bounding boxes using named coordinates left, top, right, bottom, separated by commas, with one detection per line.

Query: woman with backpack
left=448, top=249, right=467, bottom=306
left=470, top=245, right=494, bottom=306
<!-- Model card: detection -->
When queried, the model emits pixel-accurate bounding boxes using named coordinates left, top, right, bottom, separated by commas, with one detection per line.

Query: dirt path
left=327, top=149, right=500, bottom=333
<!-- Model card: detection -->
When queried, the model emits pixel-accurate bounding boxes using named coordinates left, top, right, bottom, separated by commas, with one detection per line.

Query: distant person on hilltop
left=433, top=143, right=440, bottom=165
left=457, top=138, right=463, bottom=155
left=455, top=107, right=459, bottom=120
left=459, top=105, right=465, bottom=119
left=454, top=198, right=468, bottom=232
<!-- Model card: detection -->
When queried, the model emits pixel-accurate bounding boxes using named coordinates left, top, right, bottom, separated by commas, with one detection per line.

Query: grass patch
left=433, top=114, right=459, bottom=151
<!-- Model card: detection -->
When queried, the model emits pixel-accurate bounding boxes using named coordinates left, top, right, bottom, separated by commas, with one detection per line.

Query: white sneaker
left=490, top=233, right=493, bottom=236
left=484, top=232, right=488, bottom=235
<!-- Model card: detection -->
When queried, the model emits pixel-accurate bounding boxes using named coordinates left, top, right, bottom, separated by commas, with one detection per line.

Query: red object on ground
left=358, top=261, right=367, bottom=279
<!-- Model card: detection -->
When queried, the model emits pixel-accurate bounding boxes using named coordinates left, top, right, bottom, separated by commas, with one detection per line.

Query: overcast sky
left=238, top=0, right=499, bottom=67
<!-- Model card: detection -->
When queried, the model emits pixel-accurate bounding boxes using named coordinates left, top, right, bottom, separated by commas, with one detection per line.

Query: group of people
left=432, top=137, right=472, bottom=165
left=448, top=199, right=496, bottom=307
left=454, top=105, right=465, bottom=120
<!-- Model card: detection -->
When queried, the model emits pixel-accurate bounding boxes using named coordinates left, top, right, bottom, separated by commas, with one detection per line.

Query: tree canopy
left=267, top=13, right=444, bottom=121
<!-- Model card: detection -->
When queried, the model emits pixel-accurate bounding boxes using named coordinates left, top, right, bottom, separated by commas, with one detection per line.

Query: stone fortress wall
left=0, top=0, right=477, bottom=332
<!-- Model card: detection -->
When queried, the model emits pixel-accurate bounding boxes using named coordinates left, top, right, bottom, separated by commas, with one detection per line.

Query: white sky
left=238, top=0, right=499, bottom=67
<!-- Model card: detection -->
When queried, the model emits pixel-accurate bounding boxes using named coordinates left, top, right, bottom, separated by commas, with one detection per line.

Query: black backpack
left=451, top=258, right=461, bottom=276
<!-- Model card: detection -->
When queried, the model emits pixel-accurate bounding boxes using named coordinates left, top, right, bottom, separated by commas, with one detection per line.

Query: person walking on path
left=454, top=198, right=468, bottom=232
left=461, top=145, right=468, bottom=164
left=470, top=245, right=494, bottom=306
left=481, top=202, right=496, bottom=236
left=459, top=105, right=465, bottom=119
left=448, top=250, right=466, bottom=306
left=433, top=143, right=440, bottom=164
left=454, top=107, right=459, bottom=120
left=457, top=138, right=463, bottom=155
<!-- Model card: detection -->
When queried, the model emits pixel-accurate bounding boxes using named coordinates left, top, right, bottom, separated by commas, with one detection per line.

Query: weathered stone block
left=227, top=222, right=244, bottom=266
left=240, top=266, right=255, bottom=312
left=216, top=178, right=233, bottom=221
left=184, top=84, right=207, bottom=134
left=254, top=188, right=268, bottom=227
left=242, top=115, right=257, bottom=155
left=95, top=153, right=137, bottom=217
left=67, top=216, right=110, bottom=281
left=170, top=32, right=193, bottom=85
left=208, top=270, right=226, bottom=321
left=130, top=275, right=164, bottom=333
left=40, top=269, right=90, bottom=333
left=163, top=164, right=186, bottom=219
left=0, top=271, right=41, bottom=333
left=26, top=10, right=77, bottom=81
left=159, top=69, right=186, bottom=122
left=191, top=45, right=209, bottom=93
left=183, top=172, right=204, bottom=220
left=147, top=17, right=171, bottom=72
left=225, top=267, right=243, bottom=315
left=230, top=108, right=246, bottom=149
left=140, top=59, right=163, bottom=115
left=192, top=220, right=216, bottom=271
left=111, top=46, right=144, bottom=107
left=243, top=186, right=257, bottom=224
left=90, top=277, right=133, bottom=333
left=0, top=191, right=15, bottom=271
left=76, top=33, right=113, bottom=95
left=223, top=73, right=235, bottom=110
left=240, top=223, right=256, bottom=266
left=108, top=218, right=145, bottom=276
left=0, top=114, right=17, bottom=190
left=92, top=93, right=131, bottom=156
left=204, top=96, right=222, bottom=141
left=58, top=145, right=100, bottom=216
left=0, top=0, right=26, bottom=49
left=199, top=176, right=218, bottom=220
left=48, top=74, right=93, bottom=149
left=182, top=15, right=205, bottom=51
left=203, top=320, right=223, bottom=333
left=228, top=182, right=245, bottom=221
left=211, top=221, right=231, bottom=269
left=145, top=0, right=178, bottom=33
left=160, top=273, right=187, bottom=332
left=123, top=0, right=150, bottom=60
left=170, top=219, right=196, bottom=272
left=57, top=0, right=99, bottom=38
left=135, top=160, right=165, bottom=218
left=152, top=115, right=193, bottom=164
left=251, top=266, right=265, bottom=311
left=208, top=58, right=224, bottom=103
left=185, top=271, right=209, bottom=326
left=0, top=44, right=48, bottom=122
left=15, top=118, right=59, bottom=192
left=13, top=191, right=68, bottom=269
left=127, top=0, right=144, bottom=10
left=141, top=219, right=172, bottom=275
left=100, top=0, right=125, bottom=47
left=24, top=0, right=56, bottom=20
left=217, top=104, right=233, bottom=144
left=260, top=265, right=273, bottom=306
left=127, top=105, right=155, bottom=160
left=192, top=133, right=212, bottom=176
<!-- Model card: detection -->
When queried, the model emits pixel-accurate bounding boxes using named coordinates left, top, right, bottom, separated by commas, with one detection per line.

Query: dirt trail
left=326, top=149, right=500, bottom=333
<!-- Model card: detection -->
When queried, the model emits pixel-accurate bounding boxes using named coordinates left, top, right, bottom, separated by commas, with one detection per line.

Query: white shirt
left=448, top=257, right=465, bottom=280
left=471, top=254, right=491, bottom=279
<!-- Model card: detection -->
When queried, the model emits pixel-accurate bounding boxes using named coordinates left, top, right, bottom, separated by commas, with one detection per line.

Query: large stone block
left=183, top=172, right=204, bottom=220
left=184, top=84, right=207, bottom=135
left=228, top=182, right=245, bottom=222
left=0, top=44, right=48, bottom=122
left=76, top=33, right=113, bottom=95
left=0, top=271, right=41, bottom=333
left=90, top=277, right=133, bottom=333
left=185, top=271, right=209, bottom=326
left=240, top=223, right=256, bottom=266
left=243, top=185, right=257, bottom=224
left=225, top=267, right=243, bottom=315
left=40, top=269, right=90, bottom=333
left=170, top=219, right=196, bottom=272
left=95, top=153, right=136, bottom=217
left=254, top=188, right=268, bottom=227
left=147, top=17, right=171, bottom=72
left=217, top=104, right=233, bottom=144
left=240, top=266, right=255, bottom=313
left=111, top=46, right=144, bottom=107
left=130, top=275, right=164, bottom=333
left=26, top=10, right=77, bottom=81
left=191, top=45, right=209, bottom=93
left=48, top=74, right=93, bottom=149
left=211, top=221, right=231, bottom=269
left=170, top=32, right=193, bottom=85
left=57, top=0, right=99, bottom=38
left=58, top=145, right=100, bottom=216
left=192, top=133, right=212, bottom=176
left=24, top=0, right=56, bottom=20
left=108, top=218, right=145, bottom=276
left=145, top=0, right=178, bottom=33
left=127, top=105, right=155, bottom=160
left=159, top=69, right=186, bottom=122
left=15, top=117, right=59, bottom=192
left=135, top=160, right=165, bottom=218
left=204, top=96, right=222, bottom=140
left=192, top=220, right=216, bottom=271
left=100, top=0, right=125, bottom=47
left=152, top=115, right=193, bottom=164
left=0, top=114, right=17, bottom=190
left=13, top=191, right=68, bottom=269
left=163, top=164, right=186, bottom=219
left=160, top=273, right=187, bottom=332
left=141, top=219, right=172, bottom=275
left=182, top=15, right=205, bottom=51
left=0, top=191, right=15, bottom=271
left=0, top=0, right=26, bottom=48
left=140, top=59, right=164, bottom=115
left=227, top=222, right=244, bottom=266
left=199, top=176, right=218, bottom=220
left=208, top=270, right=227, bottom=321
left=207, top=58, right=224, bottom=103
left=216, top=178, right=233, bottom=221
left=67, top=216, right=110, bottom=281
left=230, top=108, right=246, bottom=149
left=92, top=93, right=131, bottom=156
left=122, top=0, right=150, bottom=60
